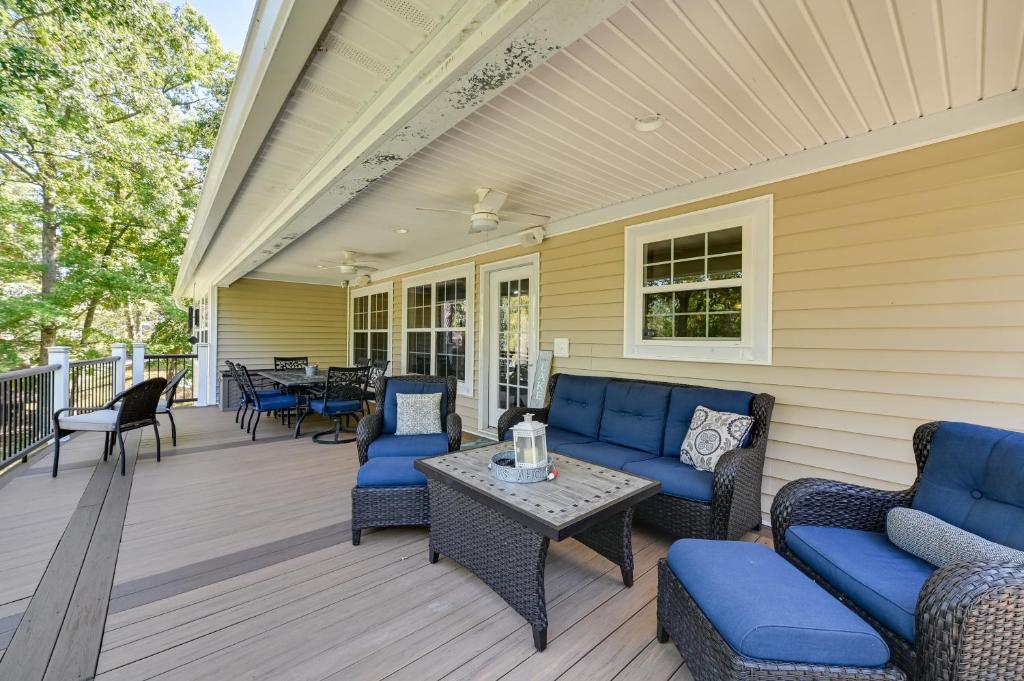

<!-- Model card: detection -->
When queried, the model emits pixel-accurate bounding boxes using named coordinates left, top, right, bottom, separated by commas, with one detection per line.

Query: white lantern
left=512, top=413, right=548, bottom=469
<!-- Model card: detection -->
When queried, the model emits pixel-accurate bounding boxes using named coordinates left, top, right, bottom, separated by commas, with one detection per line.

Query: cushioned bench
left=657, top=539, right=906, bottom=680
left=498, top=373, right=775, bottom=540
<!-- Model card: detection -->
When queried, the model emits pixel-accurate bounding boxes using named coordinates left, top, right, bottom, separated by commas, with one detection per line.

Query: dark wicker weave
left=351, top=375, right=461, bottom=545
left=771, top=421, right=1024, bottom=681
left=497, top=373, right=776, bottom=541
left=656, top=559, right=907, bottom=680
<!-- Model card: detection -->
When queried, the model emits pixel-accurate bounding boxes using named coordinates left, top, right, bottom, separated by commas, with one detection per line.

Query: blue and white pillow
left=680, top=406, right=753, bottom=472
left=395, top=392, right=442, bottom=435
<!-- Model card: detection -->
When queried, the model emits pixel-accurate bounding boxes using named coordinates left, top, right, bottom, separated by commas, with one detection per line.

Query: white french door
left=486, top=263, right=538, bottom=429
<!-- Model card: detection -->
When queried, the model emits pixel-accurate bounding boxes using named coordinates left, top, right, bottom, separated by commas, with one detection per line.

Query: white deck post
left=111, top=343, right=127, bottom=393
left=195, top=342, right=210, bottom=407
left=48, top=346, right=71, bottom=414
left=132, top=342, right=146, bottom=386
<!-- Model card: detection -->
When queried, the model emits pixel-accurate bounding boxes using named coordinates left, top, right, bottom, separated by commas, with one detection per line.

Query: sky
left=178, top=0, right=260, bottom=54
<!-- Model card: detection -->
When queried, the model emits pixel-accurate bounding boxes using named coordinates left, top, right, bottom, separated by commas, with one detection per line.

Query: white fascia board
left=174, top=0, right=338, bottom=300
left=208, top=0, right=635, bottom=290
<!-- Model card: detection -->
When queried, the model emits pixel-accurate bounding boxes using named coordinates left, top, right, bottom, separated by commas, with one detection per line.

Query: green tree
left=0, top=0, right=236, bottom=369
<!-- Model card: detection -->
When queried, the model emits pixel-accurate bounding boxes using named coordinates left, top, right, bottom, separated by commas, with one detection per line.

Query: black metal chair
left=295, top=366, right=370, bottom=444
left=52, top=377, right=167, bottom=477
left=156, top=368, right=187, bottom=446
left=362, top=359, right=390, bottom=412
left=238, top=364, right=299, bottom=440
left=274, top=356, right=308, bottom=370
left=226, top=360, right=283, bottom=430
left=355, top=357, right=371, bottom=367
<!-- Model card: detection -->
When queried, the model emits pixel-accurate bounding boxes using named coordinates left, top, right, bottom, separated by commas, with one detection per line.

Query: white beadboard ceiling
left=251, top=0, right=1024, bottom=284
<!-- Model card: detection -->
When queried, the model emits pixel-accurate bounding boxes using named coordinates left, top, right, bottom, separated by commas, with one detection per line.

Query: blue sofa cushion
left=256, top=393, right=299, bottom=411
left=622, top=457, right=713, bottom=503
left=668, top=540, right=890, bottom=667
left=308, top=399, right=362, bottom=415
left=557, top=440, right=656, bottom=470
left=502, top=426, right=595, bottom=452
left=382, top=381, right=447, bottom=434
left=598, top=382, right=671, bottom=455
left=356, top=457, right=427, bottom=488
left=662, top=386, right=754, bottom=456
left=546, top=375, right=611, bottom=439
left=787, top=526, right=935, bottom=642
left=912, top=422, right=1024, bottom=550
left=367, top=433, right=449, bottom=458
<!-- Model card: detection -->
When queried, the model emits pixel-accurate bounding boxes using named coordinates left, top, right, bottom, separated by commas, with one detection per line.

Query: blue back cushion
left=598, top=381, right=671, bottom=455
left=382, top=380, right=447, bottom=434
left=546, top=375, right=611, bottom=439
left=913, top=422, right=1024, bottom=550
left=662, top=386, right=755, bottom=456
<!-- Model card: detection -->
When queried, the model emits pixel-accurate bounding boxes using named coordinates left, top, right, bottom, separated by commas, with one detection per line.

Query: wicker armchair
left=498, top=373, right=775, bottom=541
left=772, top=421, right=1024, bottom=681
left=351, top=375, right=461, bottom=545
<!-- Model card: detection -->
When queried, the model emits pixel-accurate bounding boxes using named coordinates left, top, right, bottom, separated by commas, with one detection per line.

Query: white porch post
left=48, top=346, right=70, bottom=414
left=111, top=343, right=127, bottom=392
left=132, top=342, right=146, bottom=386
left=195, top=342, right=210, bottom=407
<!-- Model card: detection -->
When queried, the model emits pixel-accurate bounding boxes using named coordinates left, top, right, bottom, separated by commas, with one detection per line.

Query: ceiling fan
left=317, top=251, right=378, bottom=275
left=417, top=187, right=549, bottom=234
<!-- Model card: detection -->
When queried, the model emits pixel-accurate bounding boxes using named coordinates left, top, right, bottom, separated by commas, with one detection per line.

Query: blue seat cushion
left=244, top=388, right=284, bottom=403
left=356, top=457, right=427, bottom=488
left=912, top=422, right=1024, bottom=550
left=546, top=375, right=611, bottom=439
left=308, top=399, right=362, bottom=415
left=502, top=425, right=595, bottom=452
left=622, top=457, right=713, bottom=503
left=786, top=526, right=935, bottom=642
left=667, top=540, right=890, bottom=667
left=368, top=433, right=450, bottom=459
left=662, top=386, right=754, bottom=456
left=557, top=440, right=656, bottom=470
left=598, top=382, right=671, bottom=455
left=256, top=393, right=298, bottom=411
left=382, top=380, right=447, bottom=434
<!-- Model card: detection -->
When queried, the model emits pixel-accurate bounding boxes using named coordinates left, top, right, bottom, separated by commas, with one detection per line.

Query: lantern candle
left=511, top=413, right=549, bottom=469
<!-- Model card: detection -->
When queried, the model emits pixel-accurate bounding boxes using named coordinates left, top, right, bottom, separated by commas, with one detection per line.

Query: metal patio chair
left=295, top=365, right=370, bottom=444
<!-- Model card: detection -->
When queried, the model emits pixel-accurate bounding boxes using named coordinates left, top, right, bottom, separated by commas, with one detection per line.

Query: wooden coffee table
left=415, top=443, right=661, bottom=651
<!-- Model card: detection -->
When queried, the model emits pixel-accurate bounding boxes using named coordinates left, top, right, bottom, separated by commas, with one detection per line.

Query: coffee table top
left=415, top=443, right=661, bottom=541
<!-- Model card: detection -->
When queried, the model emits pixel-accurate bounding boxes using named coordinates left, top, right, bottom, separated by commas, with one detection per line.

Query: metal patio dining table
left=255, top=369, right=328, bottom=389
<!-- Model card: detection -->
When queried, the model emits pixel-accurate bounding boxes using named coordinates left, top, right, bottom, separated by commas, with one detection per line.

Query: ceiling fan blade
left=476, top=188, right=508, bottom=213
left=500, top=211, right=550, bottom=224
left=417, top=207, right=473, bottom=216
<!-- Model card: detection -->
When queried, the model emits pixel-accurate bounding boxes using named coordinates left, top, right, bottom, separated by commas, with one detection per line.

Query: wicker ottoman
left=657, top=540, right=906, bottom=681
left=351, top=457, right=430, bottom=545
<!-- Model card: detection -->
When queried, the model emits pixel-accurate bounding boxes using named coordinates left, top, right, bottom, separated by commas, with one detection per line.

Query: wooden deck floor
left=0, top=406, right=769, bottom=680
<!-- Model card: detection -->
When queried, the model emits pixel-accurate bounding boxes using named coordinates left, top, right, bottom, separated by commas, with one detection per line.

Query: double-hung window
left=350, top=282, right=391, bottom=364
left=624, top=195, right=772, bottom=364
left=402, top=263, right=475, bottom=395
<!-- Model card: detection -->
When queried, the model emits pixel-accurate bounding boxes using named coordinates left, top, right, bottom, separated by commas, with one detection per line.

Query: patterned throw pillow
left=886, top=507, right=1024, bottom=568
left=395, top=393, right=442, bottom=435
left=680, top=406, right=754, bottom=472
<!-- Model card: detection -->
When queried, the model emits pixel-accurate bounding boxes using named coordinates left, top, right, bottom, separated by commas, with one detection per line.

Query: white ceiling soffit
left=252, top=0, right=1024, bottom=286
left=196, top=0, right=635, bottom=291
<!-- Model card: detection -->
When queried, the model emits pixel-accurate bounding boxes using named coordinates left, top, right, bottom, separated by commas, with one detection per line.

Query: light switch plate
left=553, top=338, right=570, bottom=358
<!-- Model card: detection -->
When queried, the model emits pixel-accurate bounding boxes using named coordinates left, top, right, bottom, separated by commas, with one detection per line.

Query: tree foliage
left=0, top=0, right=236, bottom=369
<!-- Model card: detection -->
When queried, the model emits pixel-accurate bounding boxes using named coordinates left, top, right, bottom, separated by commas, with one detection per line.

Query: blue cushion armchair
left=771, top=421, right=1024, bottom=681
left=351, top=375, right=461, bottom=545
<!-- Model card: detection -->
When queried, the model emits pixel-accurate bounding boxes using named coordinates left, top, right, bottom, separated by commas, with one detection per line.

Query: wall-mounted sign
left=528, top=350, right=553, bottom=408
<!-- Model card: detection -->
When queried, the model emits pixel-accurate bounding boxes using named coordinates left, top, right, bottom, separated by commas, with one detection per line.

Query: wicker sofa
left=498, top=373, right=775, bottom=540
left=351, top=375, right=462, bottom=545
left=771, top=421, right=1024, bottom=681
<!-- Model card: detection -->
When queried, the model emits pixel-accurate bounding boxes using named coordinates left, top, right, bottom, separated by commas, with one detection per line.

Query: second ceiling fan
left=417, top=187, right=549, bottom=234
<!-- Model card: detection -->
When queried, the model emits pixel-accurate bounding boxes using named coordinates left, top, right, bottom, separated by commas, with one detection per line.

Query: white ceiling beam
left=174, top=0, right=339, bottom=299
left=205, top=0, right=634, bottom=290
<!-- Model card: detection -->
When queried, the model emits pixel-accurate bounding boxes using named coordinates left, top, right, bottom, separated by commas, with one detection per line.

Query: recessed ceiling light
left=633, top=113, right=664, bottom=133
left=393, top=227, right=409, bottom=234
left=316, top=264, right=326, bottom=269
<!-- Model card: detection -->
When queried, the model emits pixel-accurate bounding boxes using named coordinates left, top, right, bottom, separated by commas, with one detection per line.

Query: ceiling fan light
left=633, top=113, right=664, bottom=132
left=470, top=213, right=499, bottom=232
left=336, top=264, right=357, bottom=274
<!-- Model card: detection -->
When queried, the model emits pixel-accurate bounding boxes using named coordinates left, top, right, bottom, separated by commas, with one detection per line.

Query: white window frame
left=624, top=195, right=773, bottom=365
left=348, top=281, right=392, bottom=368
left=401, top=262, right=475, bottom=396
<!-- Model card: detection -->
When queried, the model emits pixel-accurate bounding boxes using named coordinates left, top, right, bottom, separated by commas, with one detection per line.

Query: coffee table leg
left=427, top=480, right=550, bottom=651
left=575, top=508, right=635, bottom=587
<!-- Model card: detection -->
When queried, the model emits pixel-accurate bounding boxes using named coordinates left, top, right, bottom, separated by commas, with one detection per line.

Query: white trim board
left=368, top=90, right=1024, bottom=282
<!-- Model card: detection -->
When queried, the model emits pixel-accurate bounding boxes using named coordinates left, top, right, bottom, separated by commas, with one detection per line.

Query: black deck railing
left=68, top=356, right=118, bottom=412
left=0, top=364, right=57, bottom=470
left=144, top=353, right=197, bottom=403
